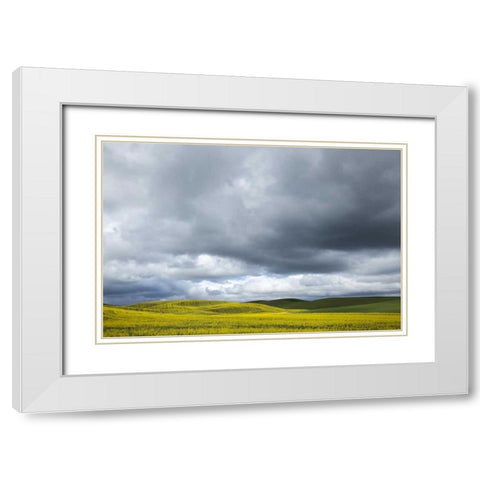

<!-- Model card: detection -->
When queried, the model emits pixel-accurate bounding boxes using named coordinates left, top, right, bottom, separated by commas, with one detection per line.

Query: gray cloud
left=103, top=142, right=401, bottom=305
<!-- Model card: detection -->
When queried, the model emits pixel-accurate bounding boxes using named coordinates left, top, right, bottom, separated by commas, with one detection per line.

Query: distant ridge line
left=104, top=296, right=401, bottom=314
left=250, top=296, right=400, bottom=313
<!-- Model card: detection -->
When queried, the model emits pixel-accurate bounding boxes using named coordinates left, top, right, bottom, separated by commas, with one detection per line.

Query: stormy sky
left=103, top=142, right=401, bottom=305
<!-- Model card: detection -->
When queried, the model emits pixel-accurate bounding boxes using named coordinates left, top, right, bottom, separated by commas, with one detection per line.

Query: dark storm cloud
left=103, top=276, right=184, bottom=305
left=103, top=142, right=401, bottom=304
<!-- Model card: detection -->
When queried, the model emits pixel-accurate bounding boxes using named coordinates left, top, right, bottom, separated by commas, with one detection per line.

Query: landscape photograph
left=102, top=140, right=402, bottom=338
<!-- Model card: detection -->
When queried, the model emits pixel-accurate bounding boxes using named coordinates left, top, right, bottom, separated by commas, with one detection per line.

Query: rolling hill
left=102, top=296, right=402, bottom=337
left=252, top=296, right=400, bottom=313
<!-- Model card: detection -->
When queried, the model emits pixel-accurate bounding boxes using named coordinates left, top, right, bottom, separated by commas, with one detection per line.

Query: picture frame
left=12, top=67, right=468, bottom=413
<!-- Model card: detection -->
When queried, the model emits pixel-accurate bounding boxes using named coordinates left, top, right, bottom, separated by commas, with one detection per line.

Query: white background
left=0, top=1, right=477, bottom=479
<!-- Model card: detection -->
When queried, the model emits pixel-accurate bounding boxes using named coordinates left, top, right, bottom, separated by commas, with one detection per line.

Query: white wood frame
left=12, top=67, right=468, bottom=413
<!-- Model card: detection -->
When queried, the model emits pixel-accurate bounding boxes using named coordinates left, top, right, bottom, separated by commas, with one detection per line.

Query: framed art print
left=13, top=68, right=468, bottom=412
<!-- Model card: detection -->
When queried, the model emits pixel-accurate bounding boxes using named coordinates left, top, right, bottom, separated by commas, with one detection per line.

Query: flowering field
left=103, top=297, right=401, bottom=337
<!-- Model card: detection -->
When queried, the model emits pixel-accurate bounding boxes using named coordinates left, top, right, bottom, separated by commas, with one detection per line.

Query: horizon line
left=103, top=294, right=401, bottom=307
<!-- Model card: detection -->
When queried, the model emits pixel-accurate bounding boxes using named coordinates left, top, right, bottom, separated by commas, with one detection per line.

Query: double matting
left=13, top=68, right=468, bottom=412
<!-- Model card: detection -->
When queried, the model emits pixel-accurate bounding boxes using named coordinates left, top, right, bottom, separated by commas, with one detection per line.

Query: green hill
left=252, top=296, right=400, bottom=313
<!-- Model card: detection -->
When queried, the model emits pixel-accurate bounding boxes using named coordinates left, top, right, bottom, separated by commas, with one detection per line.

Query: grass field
left=103, top=296, right=401, bottom=338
